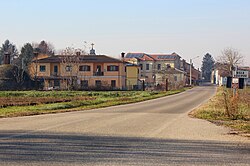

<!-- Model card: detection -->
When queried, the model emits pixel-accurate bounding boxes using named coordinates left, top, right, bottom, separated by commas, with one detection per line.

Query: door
left=96, top=65, right=102, bottom=76
left=54, top=65, right=58, bottom=76
left=111, top=80, right=116, bottom=88
left=96, top=65, right=101, bottom=72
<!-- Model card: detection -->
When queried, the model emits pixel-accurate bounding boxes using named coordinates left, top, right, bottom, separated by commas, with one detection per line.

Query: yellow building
left=125, top=63, right=140, bottom=90
left=30, top=55, right=126, bottom=90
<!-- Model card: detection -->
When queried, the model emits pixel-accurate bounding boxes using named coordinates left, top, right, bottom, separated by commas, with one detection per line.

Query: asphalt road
left=0, top=85, right=249, bottom=166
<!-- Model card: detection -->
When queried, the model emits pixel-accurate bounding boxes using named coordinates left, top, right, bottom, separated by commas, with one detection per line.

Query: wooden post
left=142, top=80, right=145, bottom=91
left=166, top=78, right=168, bottom=91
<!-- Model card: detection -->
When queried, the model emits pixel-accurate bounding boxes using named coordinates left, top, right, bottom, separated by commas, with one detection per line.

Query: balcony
left=93, top=72, right=104, bottom=76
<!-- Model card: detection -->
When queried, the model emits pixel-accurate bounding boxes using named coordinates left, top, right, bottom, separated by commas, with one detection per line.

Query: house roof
left=125, top=52, right=180, bottom=61
left=34, top=55, right=123, bottom=63
left=149, top=53, right=180, bottom=60
left=125, top=53, right=146, bottom=59
left=125, top=53, right=155, bottom=61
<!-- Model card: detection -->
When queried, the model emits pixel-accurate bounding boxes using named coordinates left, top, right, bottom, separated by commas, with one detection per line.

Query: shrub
left=222, top=88, right=249, bottom=120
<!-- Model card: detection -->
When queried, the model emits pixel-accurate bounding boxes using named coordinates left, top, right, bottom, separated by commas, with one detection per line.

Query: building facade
left=181, top=59, right=201, bottom=85
left=125, top=52, right=188, bottom=88
left=30, top=54, right=126, bottom=90
left=125, top=63, right=140, bottom=90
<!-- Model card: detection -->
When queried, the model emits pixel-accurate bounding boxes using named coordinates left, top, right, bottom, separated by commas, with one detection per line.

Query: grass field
left=190, top=86, right=250, bottom=135
left=0, top=89, right=186, bottom=118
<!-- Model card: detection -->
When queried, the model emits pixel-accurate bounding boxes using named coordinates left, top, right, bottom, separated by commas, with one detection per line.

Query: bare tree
left=58, top=43, right=88, bottom=56
left=217, top=48, right=245, bottom=119
left=61, top=53, right=81, bottom=90
left=12, top=66, right=25, bottom=89
left=217, top=47, right=244, bottom=76
left=32, top=40, right=55, bottom=56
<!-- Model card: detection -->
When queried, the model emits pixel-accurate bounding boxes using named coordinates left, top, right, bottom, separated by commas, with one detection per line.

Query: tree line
left=0, top=40, right=55, bottom=90
left=0, top=39, right=91, bottom=90
left=0, top=40, right=54, bottom=71
left=0, top=39, right=244, bottom=90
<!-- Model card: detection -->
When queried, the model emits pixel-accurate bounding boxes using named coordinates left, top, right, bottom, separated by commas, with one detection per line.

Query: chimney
left=4, top=52, right=10, bottom=64
left=121, top=52, right=125, bottom=58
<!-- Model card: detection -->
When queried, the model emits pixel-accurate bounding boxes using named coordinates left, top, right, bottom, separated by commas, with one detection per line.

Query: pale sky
left=0, top=0, right=250, bottom=68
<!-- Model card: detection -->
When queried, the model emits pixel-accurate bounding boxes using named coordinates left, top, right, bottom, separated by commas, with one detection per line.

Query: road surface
left=0, top=85, right=249, bottom=166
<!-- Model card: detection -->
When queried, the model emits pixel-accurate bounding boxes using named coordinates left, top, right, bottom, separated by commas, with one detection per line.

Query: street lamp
left=190, top=56, right=199, bottom=86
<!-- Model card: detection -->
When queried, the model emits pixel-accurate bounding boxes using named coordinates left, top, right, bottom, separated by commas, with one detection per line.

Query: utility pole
left=190, top=59, right=192, bottom=86
left=190, top=56, right=199, bottom=86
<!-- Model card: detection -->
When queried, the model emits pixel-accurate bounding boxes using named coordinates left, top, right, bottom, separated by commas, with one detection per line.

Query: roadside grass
left=190, top=86, right=250, bottom=135
left=0, top=89, right=187, bottom=118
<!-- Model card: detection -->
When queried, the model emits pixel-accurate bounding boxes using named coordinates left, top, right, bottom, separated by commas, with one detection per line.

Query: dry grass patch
left=190, top=86, right=250, bottom=135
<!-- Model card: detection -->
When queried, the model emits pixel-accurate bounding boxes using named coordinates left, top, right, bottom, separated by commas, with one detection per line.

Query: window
left=146, top=64, right=150, bottom=70
left=111, top=80, right=116, bottom=88
left=140, top=64, right=143, bottom=70
left=81, top=80, right=88, bottom=88
left=107, top=65, right=119, bottom=71
left=166, top=64, right=171, bottom=68
left=40, top=65, right=46, bottom=72
left=157, top=64, right=161, bottom=70
left=54, top=80, right=60, bottom=87
left=54, top=66, right=58, bottom=73
left=95, top=80, right=102, bottom=87
left=49, top=80, right=53, bottom=87
left=65, top=65, right=72, bottom=72
left=174, top=76, right=178, bottom=81
left=79, top=65, right=91, bottom=71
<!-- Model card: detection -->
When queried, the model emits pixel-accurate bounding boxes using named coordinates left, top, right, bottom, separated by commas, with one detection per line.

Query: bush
left=222, top=88, right=249, bottom=120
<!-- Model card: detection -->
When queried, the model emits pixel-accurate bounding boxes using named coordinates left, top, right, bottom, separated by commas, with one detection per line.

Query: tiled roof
left=34, top=55, right=123, bottom=63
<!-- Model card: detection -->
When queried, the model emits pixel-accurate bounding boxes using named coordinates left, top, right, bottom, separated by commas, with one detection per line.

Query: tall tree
left=0, top=40, right=18, bottom=64
left=17, top=43, right=34, bottom=72
left=58, top=46, right=87, bottom=55
left=217, top=47, right=244, bottom=76
left=201, top=53, right=215, bottom=81
left=33, top=40, right=54, bottom=56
